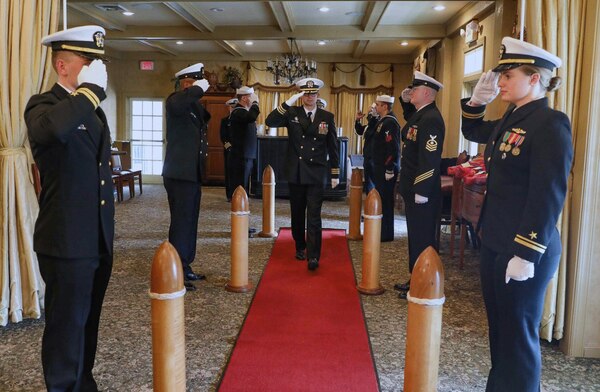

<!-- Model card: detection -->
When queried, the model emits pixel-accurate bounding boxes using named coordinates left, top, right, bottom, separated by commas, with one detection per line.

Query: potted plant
left=222, top=66, right=243, bottom=89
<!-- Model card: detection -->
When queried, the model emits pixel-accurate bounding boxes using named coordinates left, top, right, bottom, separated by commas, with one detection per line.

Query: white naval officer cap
left=295, top=78, right=323, bottom=93
left=316, top=98, right=327, bottom=108
left=175, top=63, right=204, bottom=80
left=225, top=98, right=239, bottom=106
left=41, top=25, right=106, bottom=60
left=376, top=95, right=395, bottom=104
left=493, top=37, right=562, bottom=72
left=236, top=86, right=254, bottom=95
left=411, top=71, right=443, bottom=91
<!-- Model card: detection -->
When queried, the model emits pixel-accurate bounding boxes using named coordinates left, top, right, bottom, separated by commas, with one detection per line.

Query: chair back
left=111, top=154, right=124, bottom=172
left=461, top=183, right=486, bottom=226
left=456, top=150, right=469, bottom=165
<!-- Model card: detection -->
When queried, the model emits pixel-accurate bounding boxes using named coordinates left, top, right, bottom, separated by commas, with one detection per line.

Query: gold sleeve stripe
left=514, top=237, right=545, bottom=254
left=414, top=169, right=434, bottom=184
left=331, top=168, right=340, bottom=174
left=462, top=110, right=485, bottom=119
left=75, top=88, right=100, bottom=108
left=277, top=105, right=286, bottom=114
left=515, top=234, right=547, bottom=250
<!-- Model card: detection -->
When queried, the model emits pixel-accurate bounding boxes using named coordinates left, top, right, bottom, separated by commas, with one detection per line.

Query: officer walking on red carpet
left=25, top=25, right=114, bottom=391
left=396, top=71, right=445, bottom=299
left=461, top=37, right=573, bottom=392
left=162, top=63, right=211, bottom=291
left=220, top=98, right=238, bottom=201
left=265, top=78, right=340, bottom=270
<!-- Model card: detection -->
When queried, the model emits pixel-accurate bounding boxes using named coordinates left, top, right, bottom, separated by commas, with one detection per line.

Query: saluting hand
left=193, top=78, right=210, bottom=92
left=77, top=59, right=107, bottom=90
left=249, top=93, right=259, bottom=104
left=469, top=71, right=500, bottom=106
left=400, top=88, right=412, bottom=103
left=285, top=91, right=305, bottom=106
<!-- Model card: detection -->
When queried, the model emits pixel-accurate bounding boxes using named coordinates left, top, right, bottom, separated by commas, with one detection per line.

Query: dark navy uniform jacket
left=266, top=103, right=339, bottom=185
left=399, top=101, right=445, bottom=197
left=229, top=103, right=259, bottom=159
left=162, top=85, right=210, bottom=182
left=461, top=97, right=573, bottom=263
left=369, top=113, right=401, bottom=179
left=220, top=116, right=232, bottom=150
left=25, top=83, right=114, bottom=258
left=354, top=114, right=379, bottom=161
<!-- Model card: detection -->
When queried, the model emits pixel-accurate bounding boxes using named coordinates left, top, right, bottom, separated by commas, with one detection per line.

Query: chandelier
left=266, top=38, right=317, bottom=85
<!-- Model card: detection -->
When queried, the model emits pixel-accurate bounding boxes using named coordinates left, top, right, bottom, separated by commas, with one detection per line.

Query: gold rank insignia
left=425, top=134, right=438, bottom=152
left=529, top=231, right=538, bottom=240
left=511, top=127, right=526, bottom=134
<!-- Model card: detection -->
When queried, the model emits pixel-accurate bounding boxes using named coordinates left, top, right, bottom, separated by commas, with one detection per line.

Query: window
left=460, top=40, right=486, bottom=157
left=130, top=99, right=164, bottom=175
left=464, top=45, right=484, bottom=77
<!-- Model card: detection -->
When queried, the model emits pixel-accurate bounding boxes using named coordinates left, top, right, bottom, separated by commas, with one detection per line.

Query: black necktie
left=307, top=111, right=312, bottom=123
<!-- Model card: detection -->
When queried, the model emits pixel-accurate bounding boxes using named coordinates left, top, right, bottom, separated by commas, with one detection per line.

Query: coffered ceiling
left=65, top=1, right=495, bottom=62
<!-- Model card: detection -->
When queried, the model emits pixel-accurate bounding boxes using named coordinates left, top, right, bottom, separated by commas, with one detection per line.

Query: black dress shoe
left=185, top=272, right=206, bottom=281
left=184, top=281, right=197, bottom=291
left=393, top=280, right=410, bottom=291
left=398, top=291, right=408, bottom=300
left=295, top=249, right=306, bottom=260
left=308, top=258, right=319, bottom=271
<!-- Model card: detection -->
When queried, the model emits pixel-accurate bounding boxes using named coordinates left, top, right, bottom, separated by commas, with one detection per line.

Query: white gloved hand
left=505, top=256, right=535, bottom=283
left=77, top=59, right=107, bottom=90
left=415, top=194, right=429, bottom=204
left=384, top=172, right=394, bottom=181
left=285, top=91, right=305, bottom=106
left=249, top=93, right=259, bottom=104
left=193, top=78, right=210, bottom=92
left=401, top=88, right=412, bottom=103
left=331, top=178, right=339, bottom=189
left=469, top=71, right=500, bottom=106
left=369, top=103, right=378, bottom=115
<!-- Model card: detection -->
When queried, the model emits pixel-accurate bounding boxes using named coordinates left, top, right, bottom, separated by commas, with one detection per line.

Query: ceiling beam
left=353, top=41, right=369, bottom=59
left=216, top=40, right=244, bottom=57
left=163, top=2, right=215, bottom=32
left=268, top=1, right=295, bottom=32
left=137, top=40, right=178, bottom=56
left=361, top=1, right=390, bottom=32
left=107, top=24, right=447, bottom=41
left=67, top=4, right=126, bottom=31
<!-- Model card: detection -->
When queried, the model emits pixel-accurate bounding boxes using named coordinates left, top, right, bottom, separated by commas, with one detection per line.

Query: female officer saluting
left=461, top=37, right=573, bottom=392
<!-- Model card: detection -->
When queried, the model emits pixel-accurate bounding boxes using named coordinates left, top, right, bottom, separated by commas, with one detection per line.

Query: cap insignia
left=307, top=80, right=314, bottom=88
left=498, top=44, right=506, bottom=59
left=94, top=32, right=105, bottom=49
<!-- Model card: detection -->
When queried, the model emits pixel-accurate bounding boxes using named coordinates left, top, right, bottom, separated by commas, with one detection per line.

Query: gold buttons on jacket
left=312, top=148, right=314, bottom=151
left=101, top=200, right=106, bottom=206
left=99, top=162, right=102, bottom=167
left=101, top=180, right=105, bottom=185
left=299, top=156, right=303, bottom=160
left=301, top=146, right=304, bottom=149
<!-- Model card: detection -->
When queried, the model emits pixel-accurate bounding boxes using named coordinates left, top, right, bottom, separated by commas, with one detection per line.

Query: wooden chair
left=110, top=154, right=136, bottom=200
left=458, top=182, right=486, bottom=269
left=439, top=150, right=469, bottom=252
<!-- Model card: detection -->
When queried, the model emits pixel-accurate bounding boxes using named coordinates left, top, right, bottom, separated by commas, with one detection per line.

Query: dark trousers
left=402, top=190, right=440, bottom=272
left=372, top=172, right=397, bottom=242
left=363, top=158, right=375, bottom=193
left=163, top=177, right=201, bottom=274
left=224, top=148, right=231, bottom=200
left=38, top=253, right=113, bottom=392
left=480, top=238, right=560, bottom=392
left=228, top=154, right=253, bottom=196
left=288, top=183, right=325, bottom=260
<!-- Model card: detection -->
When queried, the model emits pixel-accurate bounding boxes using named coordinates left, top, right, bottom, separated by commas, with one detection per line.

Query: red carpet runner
left=218, top=228, right=379, bottom=392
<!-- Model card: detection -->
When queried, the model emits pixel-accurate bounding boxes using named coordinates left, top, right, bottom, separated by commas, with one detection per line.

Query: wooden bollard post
left=226, top=186, right=252, bottom=293
left=150, top=241, right=186, bottom=392
left=258, top=165, right=277, bottom=238
left=404, top=246, right=445, bottom=392
left=357, top=189, right=384, bottom=295
left=347, top=168, right=364, bottom=241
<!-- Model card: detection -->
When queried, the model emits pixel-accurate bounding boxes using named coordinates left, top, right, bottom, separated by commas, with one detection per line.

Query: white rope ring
left=148, top=287, right=186, bottom=300
left=262, top=182, right=276, bottom=186
left=362, top=214, right=383, bottom=220
left=231, top=211, right=250, bottom=216
left=350, top=185, right=363, bottom=189
left=407, top=291, right=446, bottom=306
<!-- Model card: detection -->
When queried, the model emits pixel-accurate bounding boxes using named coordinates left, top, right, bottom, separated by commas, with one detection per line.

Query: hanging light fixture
left=266, top=38, right=317, bottom=85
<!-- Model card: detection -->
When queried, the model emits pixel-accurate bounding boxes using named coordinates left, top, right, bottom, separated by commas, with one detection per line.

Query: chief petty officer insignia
left=425, top=134, right=438, bottom=152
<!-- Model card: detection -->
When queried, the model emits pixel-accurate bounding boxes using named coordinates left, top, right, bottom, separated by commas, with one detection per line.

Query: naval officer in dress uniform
left=396, top=71, right=445, bottom=298
left=25, top=25, right=114, bottom=391
left=228, top=86, right=260, bottom=198
left=461, top=37, right=573, bottom=392
left=220, top=98, right=238, bottom=201
left=265, top=78, right=340, bottom=270
left=162, top=63, right=211, bottom=291
left=369, top=95, right=401, bottom=241
left=354, top=102, right=379, bottom=193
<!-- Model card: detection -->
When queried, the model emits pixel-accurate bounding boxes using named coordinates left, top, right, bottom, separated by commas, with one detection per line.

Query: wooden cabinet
left=200, top=92, right=235, bottom=185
